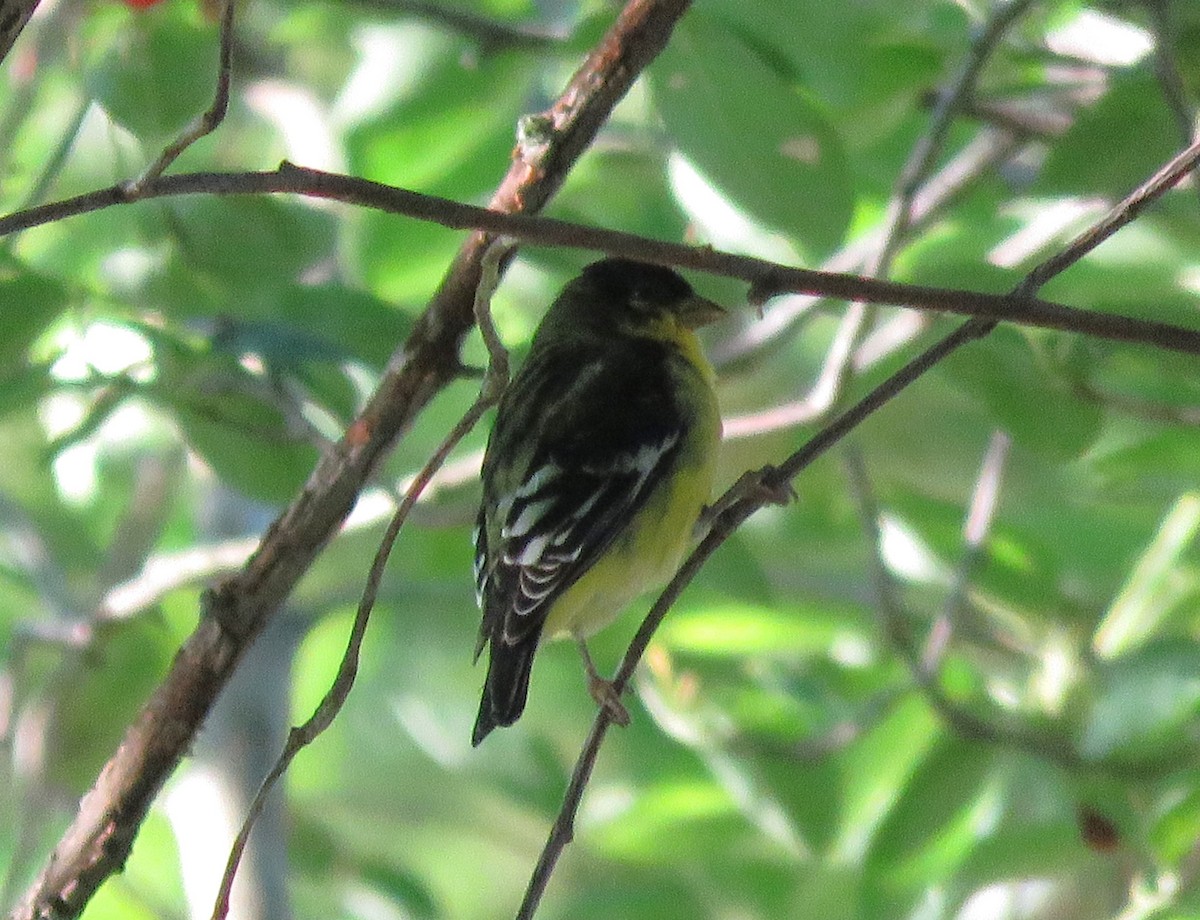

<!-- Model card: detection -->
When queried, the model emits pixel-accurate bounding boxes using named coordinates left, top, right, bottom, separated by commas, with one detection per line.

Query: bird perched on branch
left=471, top=257, right=724, bottom=746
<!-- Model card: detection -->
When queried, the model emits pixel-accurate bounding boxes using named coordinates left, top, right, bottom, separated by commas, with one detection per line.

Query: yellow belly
left=542, top=347, right=720, bottom=641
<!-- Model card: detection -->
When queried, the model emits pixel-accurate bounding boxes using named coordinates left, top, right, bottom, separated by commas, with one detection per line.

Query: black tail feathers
left=471, top=637, right=537, bottom=746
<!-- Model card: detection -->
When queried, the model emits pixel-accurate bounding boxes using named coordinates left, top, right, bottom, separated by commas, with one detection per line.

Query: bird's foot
left=578, top=639, right=631, bottom=727
left=588, top=674, right=631, bottom=727
left=696, top=467, right=796, bottom=537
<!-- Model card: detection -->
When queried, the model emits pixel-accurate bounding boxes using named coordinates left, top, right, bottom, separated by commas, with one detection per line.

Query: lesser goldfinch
left=471, top=257, right=724, bottom=746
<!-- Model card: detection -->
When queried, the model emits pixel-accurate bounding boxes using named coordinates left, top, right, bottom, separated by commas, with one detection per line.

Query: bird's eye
left=628, top=289, right=661, bottom=314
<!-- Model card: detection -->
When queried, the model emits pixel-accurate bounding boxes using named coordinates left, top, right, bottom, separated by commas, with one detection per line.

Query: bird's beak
left=677, top=295, right=726, bottom=330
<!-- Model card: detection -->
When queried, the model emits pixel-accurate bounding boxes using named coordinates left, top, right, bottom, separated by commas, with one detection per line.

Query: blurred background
left=2, top=0, right=1200, bottom=918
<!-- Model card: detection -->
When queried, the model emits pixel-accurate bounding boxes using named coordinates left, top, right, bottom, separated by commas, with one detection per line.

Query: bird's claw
left=751, top=466, right=797, bottom=507
left=588, top=675, right=631, bottom=727
left=578, top=639, right=631, bottom=726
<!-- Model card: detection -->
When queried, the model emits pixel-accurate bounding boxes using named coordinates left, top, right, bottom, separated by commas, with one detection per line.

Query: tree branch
left=358, top=0, right=564, bottom=51
left=126, top=0, right=237, bottom=193
left=0, top=0, right=40, bottom=69
left=10, top=3, right=1200, bottom=914
left=209, top=241, right=513, bottom=920
left=1, top=163, right=1199, bottom=356
left=727, top=0, right=1037, bottom=440
left=7, top=1, right=694, bottom=917
left=515, top=128, right=1200, bottom=914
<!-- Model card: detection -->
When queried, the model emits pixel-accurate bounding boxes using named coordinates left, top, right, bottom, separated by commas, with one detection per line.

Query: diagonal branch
left=0, top=0, right=40, bottom=69
left=7, top=2, right=694, bottom=918
left=762, top=0, right=1037, bottom=445
left=208, top=240, right=514, bottom=920
left=516, top=125, right=1200, bottom=917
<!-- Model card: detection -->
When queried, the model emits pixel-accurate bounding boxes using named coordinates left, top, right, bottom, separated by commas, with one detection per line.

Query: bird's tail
left=472, top=637, right=537, bottom=746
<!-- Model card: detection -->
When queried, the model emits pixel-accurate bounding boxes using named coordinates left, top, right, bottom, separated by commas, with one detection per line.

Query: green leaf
left=253, top=283, right=411, bottom=369
left=849, top=718, right=994, bottom=920
left=832, top=696, right=941, bottom=862
left=709, top=0, right=955, bottom=124
left=1080, top=639, right=1200, bottom=760
left=660, top=601, right=855, bottom=658
left=649, top=13, right=853, bottom=256
left=0, top=272, right=69, bottom=367
left=938, top=327, right=1104, bottom=461
left=347, top=47, right=534, bottom=195
left=83, top=886, right=160, bottom=920
left=118, top=813, right=186, bottom=917
left=1176, top=7, right=1200, bottom=99
left=785, top=865, right=861, bottom=920
left=147, top=335, right=319, bottom=502
left=559, top=875, right=708, bottom=920
left=952, top=821, right=1086, bottom=903
left=348, top=48, right=535, bottom=300
left=288, top=361, right=361, bottom=424
left=352, top=214, right=466, bottom=303
left=172, top=394, right=317, bottom=504
left=865, top=736, right=995, bottom=873
left=45, top=618, right=175, bottom=793
left=1094, top=493, right=1200, bottom=658
left=1037, top=71, right=1179, bottom=198
left=1089, top=426, right=1200, bottom=498
left=358, top=861, right=439, bottom=920
left=169, top=197, right=337, bottom=294
left=1153, top=778, right=1200, bottom=865
left=87, top=13, right=217, bottom=141
left=587, top=779, right=739, bottom=863
left=553, top=149, right=688, bottom=242
left=1039, top=216, right=1200, bottom=325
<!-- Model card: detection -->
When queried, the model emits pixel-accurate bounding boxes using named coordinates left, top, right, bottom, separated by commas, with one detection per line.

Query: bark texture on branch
left=9, top=2, right=692, bottom=917
left=0, top=0, right=38, bottom=65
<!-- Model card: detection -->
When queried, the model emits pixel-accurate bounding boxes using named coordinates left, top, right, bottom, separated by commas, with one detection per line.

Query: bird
left=471, top=256, right=724, bottom=746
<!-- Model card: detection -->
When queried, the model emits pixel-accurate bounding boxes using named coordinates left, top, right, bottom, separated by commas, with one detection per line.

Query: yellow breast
left=542, top=327, right=721, bottom=641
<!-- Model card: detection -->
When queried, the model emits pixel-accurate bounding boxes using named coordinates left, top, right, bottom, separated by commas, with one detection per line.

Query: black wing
left=472, top=338, right=684, bottom=743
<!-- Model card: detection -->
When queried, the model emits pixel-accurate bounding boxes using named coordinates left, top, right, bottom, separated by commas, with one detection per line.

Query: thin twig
left=208, top=241, right=512, bottom=920
left=715, top=0, right=1040, bottom=380
left=819, top=0, right=1038, bottom=416
left=1020, top=135, right=1200, bottom=292
left=125, top=0, right=237, bottom=194
left=713, top=127, right=1027, bottom=370
left=0, top=164, right=1199, bottom=357
left=841, top=449, right=1187, bottom=780
left=9, top=3, right=693, bottom=917
left=806, top=0, right=1038, bottom=417
left=98, top=447, right=486, bottom=623
left=515, top=307, right=993, bottom=917
left=517, top=96, right=1200, bottom=915
left=923, top=430, right=1011, bottom=676
left=879, top=0, right=1038, bottom=263
left=362, top=0, right=564, bottom=50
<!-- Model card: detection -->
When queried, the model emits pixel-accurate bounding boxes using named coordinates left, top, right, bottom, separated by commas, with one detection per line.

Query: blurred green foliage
left=2, top=0, right=1200, bottom=918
